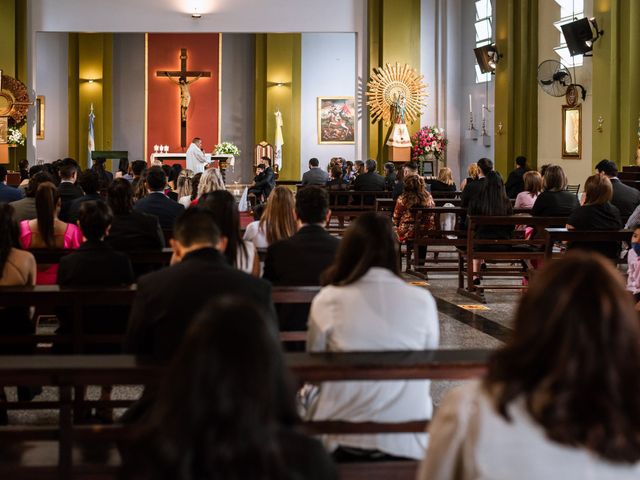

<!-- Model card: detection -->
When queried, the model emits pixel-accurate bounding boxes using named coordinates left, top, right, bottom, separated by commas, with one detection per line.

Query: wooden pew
left=0, top=285, right=321, bottom=351
left=0, top=349, right=490, bottom=480
left=30, top=248, right=173, bottom=269
left=543, top=228, right=633, bottom=262
left=457, top=215, right=568, bottom=302
left=326, top=190, right=393, bottom=234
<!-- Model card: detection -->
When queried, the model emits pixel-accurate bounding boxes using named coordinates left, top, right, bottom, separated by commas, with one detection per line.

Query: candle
left=469, top=94, right=472, bottom=113
left=482, top=104, right=485, bottom=121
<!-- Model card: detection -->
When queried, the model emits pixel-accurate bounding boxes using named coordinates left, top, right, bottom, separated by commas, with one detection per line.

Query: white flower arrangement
left=7, top=127, right=25, bottom=146
left=214, top=142, right=240, bottom=157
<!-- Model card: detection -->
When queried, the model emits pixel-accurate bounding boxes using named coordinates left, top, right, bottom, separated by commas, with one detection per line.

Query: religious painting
left=36, top=96, right=44, bottom=140
left=317, top=97, right=355, bottom=144
left=562, top=104, right=581, bottom=159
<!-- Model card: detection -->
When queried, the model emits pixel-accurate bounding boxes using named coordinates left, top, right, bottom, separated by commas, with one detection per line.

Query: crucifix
left=156, top=48, right=211, bottom=148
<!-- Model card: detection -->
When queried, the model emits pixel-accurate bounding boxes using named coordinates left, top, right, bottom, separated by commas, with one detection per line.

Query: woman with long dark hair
left=120, top=297, right=338, bottom=480
left=419, top=251, right=640, bottom=478
left=18, top=182, right=83, bottom=284
left=91, top=158, right=114, bottom=189
left=306, top=213, right=439, bottom=462
left=200, top=190, right=259, bottom=276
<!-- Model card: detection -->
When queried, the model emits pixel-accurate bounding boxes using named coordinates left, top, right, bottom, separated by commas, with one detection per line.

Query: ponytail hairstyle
left=35, top=182, right=60, bottom=248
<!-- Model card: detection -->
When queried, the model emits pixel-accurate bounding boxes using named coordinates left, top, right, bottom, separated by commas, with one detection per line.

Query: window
left=553, top=0, right=584, bottom=67
left=475, top=0, right=493, bottom=83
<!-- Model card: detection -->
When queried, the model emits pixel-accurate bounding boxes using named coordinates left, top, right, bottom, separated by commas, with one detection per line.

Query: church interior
left=1, top=0, right=640, bottom=478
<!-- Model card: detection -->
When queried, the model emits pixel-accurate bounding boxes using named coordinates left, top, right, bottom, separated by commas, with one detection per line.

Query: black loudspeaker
left=561, top=18, right=596, bottom=56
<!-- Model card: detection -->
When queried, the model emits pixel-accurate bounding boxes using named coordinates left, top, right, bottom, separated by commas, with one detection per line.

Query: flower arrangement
left=7, top=127, right=25, bottom=146
left=214, top=142, right=240, bottom=157
left=410, top=126, right=447, bottom=161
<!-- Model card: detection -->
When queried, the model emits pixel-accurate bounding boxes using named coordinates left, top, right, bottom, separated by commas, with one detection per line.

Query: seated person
left=505, top=155, right=529, bottom=199
left=419, top=252, right=640, bottom=479
left=57, top=200, right=134, bottom=353
left=68, top=170, right=102, bottom=224
left=57, top=158, right=82, bottom=222
left=263, top=186, right=339, bottom=344
left=10, top=171, right=54, bottom=222
left=383, top=162, right=396, bottom=191
left=0, top=165, right=24, bottom=203
left=393, top=175, right=435, bottom=245
left=532, top=165, right=579, bottom=217
left=429, top=166, right=457, bottom=194
left=566, top=174, right=622, bottom=261
left=301, top=157, right=330, bottom=185
left=19, top=182, right=83, bottom=284
left=392, top=161, right=418, bottom=201
left=133, top=166, right=185, bottom=230
left=306, top=213, right=439, bottom=462
left=248, top=156, right=276, bottom=201
left=627, top=224, right=640, bottom=308
left=244, top=186, right=297, bottom=250
left=353, top=159, right=385, bottom=192
left=120, top=297, right=338, bottom=480
left=514, top=171, right=542, bottom=210
left=189, top=167, right=225, bottom=207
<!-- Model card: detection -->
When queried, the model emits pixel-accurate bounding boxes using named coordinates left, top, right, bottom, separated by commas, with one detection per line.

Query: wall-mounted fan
left=537, top=60, right=572, bottom=97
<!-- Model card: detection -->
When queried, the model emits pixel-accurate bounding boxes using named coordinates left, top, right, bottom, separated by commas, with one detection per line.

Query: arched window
left=553, top=0, right=584, bottom=67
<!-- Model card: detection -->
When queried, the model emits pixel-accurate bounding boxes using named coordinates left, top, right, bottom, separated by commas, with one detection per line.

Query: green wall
left=254, top=34, right=301, bottom=181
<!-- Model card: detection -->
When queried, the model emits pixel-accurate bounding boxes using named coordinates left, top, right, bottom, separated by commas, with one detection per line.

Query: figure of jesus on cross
left=156, top=48, right=211, bottom=148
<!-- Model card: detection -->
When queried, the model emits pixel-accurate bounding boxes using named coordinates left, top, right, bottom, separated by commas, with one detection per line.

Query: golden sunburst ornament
left=366, top=62, right=427, bottom=125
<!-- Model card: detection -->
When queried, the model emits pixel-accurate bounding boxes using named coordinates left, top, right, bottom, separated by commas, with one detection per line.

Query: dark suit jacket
left=56, top=240, right=135, bottom=351
left=124, top=248, right=275, bottom=362
left=106, top=211, right=165, bottom=251
left=68, top=193, right=102, bottom=224
left=58, top=182, right=84, bottom=222
left=254, top=167, right=276, bottom=197
left=611, top=178, right=640, bottom=223
left=353, top=171, right=386, bottom=191
left=505, top=167, right=528, bottom=199
left=133, top=192, right=185, bottom=230
left=301, top=168, right=330, bottom=186
left=263, top=225, right=339, bottom=348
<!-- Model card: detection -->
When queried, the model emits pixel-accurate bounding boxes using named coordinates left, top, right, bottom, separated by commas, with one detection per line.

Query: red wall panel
left=147, top=33, right=219, bottom=158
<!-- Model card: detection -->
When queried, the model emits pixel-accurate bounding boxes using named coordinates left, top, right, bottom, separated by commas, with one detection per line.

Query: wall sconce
left=497, top=121, right=504, bottom=135
left=87, top=79, right=95, bottom=83
left=267, top=81, right=290, bottom=88
left=191, top=8, right=202, bottom=18
left=596, top=115, right=604, bottom=132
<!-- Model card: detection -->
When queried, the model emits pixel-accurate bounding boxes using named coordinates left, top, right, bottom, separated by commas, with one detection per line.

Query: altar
left=148, top=152, right=212, bottom=168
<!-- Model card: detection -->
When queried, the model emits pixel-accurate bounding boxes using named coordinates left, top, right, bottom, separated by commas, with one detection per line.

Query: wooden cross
left=156, top=48, right=211, bottom=148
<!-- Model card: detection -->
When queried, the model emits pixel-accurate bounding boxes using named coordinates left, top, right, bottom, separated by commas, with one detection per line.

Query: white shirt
left=306, top=267, right=439, bottom=460
left=418, top=381, right=640, bottom=480
left=243, top=220, right=269, bottom=249
left=178, top=195, right=192, bottom=208
left=185, top=143, right=208, bottom=174
left=235, top=240, right=257, bottom=274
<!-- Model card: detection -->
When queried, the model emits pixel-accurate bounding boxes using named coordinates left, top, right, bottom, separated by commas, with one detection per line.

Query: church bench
left=457, top=215, right=569, bottom=303
left=0, top=349, right=490, bottom=480
left=29, top=248, right=174, bottom=272
left=0, top=285, right=321, bottom=352
left=404, top=207, right=532, bottom=279
left=326, top=191, right=393, bottom=234
left=543, top=227, right=633, bottom=262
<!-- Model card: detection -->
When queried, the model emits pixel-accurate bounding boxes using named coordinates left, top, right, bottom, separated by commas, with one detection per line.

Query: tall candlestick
left=469, top=94, right=472, bottom=113
left=482, top=104, right=485, bottom=121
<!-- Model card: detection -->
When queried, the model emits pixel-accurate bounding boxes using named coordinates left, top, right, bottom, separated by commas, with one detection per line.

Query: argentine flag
left=88, top=105, right=95, bottom=168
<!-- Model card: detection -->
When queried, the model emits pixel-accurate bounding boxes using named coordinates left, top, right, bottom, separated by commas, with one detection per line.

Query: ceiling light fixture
left=192, top=9, right=202, bottom=19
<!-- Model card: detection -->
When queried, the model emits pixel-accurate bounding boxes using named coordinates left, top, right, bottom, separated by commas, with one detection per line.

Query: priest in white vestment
left=186, top=137, right=209, bottom=173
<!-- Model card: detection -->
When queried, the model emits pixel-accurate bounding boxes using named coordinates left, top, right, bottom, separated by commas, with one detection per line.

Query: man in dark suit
left=125, top=208, right=275, bottom=362
left=301, top=157, right=330, bottom=185
left=249, top=156, right=276, bottom=200
left=392, top=161, right=418, bottom=201
left=68, top=170, right=102, bottom=224
left=0, top=165, right=24, bottom=203
left=57, top=158, right=83, bottom=222
left=461, top=158, right=493, bottom=208
left=57, top=201, right=134, bottom=354
left=595, top=159, right=640, bottom=224
left=133, top=166, right=184, bottom=230
left=353, top=159, right=385, bottom=191
left=263, top=187, right=339, bottom=346
left=505, top=156, right=529, bottom=199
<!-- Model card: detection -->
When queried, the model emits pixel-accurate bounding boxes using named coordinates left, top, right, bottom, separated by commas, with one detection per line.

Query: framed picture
left=36, top=96, right=45, bottom=140
left=562, top=104, right=581, bottom=159
left=317, top=96, right=355, bottom=144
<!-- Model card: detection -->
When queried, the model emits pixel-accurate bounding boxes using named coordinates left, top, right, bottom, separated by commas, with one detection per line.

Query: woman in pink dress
left=19, top=182, right=83, bottom=284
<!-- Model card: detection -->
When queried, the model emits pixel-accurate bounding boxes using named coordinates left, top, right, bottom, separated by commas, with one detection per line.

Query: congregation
left=0, top=151, right=640, bottom=479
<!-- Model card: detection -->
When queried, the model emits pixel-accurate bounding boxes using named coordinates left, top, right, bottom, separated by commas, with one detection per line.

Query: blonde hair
left=467, top=163, right=480, bottom=180
left=259, top=186, right=297, bottom=245
left=197, top=168, right=225, bottom=197
left=437, top=167, right=454, bottom=186
left=177, top=169, right=194, bottom=198
left=523, top=171, right=542, bottom=197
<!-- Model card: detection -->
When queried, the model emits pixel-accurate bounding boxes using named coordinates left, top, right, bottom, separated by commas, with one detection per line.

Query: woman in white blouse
left=419, top=251, right=640, bottom=480
left=306, top=212, right=439, bottom=462
left=200, top=190, right=259, bottom=276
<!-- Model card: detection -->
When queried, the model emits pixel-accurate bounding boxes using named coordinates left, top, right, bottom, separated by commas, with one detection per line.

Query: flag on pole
left=87, top=104, right=95, bottom=168
left=274, top=110, right=284, bottom=170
